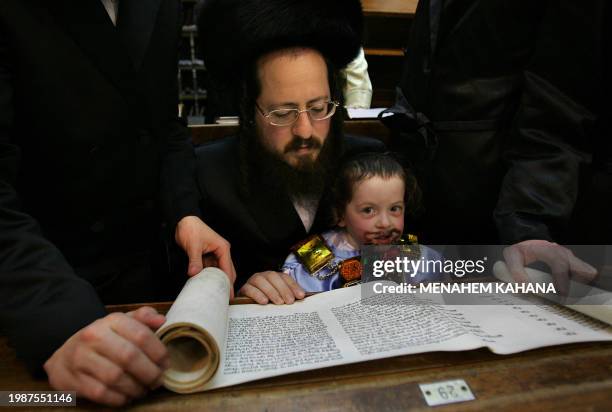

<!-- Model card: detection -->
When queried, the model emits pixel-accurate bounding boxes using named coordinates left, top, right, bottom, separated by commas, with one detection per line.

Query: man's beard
left=244, top=129, right=341, bottom=200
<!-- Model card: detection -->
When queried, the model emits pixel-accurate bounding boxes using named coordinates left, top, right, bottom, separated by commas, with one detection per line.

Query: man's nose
left=291, top=110, right=313, bottom=139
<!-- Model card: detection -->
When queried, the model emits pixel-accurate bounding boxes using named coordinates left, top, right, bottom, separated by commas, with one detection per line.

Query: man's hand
left=43, top=307, right=168, bottom=407
left=175, top=215, right=237, bottom=297
left=503, top=240, right=598, bottom=295
left=238, top=271, right=305, bottom=305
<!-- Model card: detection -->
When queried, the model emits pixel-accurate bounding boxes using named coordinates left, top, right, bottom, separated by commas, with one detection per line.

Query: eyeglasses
left=256, top=100, right=340, bottom=127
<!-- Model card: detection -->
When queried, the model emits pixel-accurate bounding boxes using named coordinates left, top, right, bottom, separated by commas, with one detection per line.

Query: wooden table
left=2, top=301, right=611, bottom=411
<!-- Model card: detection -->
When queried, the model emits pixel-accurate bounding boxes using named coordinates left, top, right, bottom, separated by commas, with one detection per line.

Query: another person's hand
left=239, top=271, right=305, bottom=305
left=503, top=240, right=598, bottom=295
left=175, top=215, right=237, bottom=297
left=44, top=307, right=168, bottom=407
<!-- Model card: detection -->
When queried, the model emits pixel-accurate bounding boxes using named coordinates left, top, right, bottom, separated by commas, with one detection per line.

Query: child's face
left=339, top=175, right=405, bottom=248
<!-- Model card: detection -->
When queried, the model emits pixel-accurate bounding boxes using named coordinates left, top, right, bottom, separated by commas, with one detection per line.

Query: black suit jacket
left=388, top=0, right=609, bottom=243
left=195, top=135, right=384, bottom=287
left=0, top=0, right=199, bottom=369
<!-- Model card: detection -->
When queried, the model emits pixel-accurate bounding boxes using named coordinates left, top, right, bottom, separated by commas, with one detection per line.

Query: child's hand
left=238, top=271, right=306, bottom=305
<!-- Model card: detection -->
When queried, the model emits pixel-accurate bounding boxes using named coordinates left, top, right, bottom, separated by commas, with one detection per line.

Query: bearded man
left=195, top=0, right=383, bottom=302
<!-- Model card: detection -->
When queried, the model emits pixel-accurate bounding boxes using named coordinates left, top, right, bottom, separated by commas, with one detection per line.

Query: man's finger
left=511, top=241, right=597, bottom=296
left=567, top=252, right=598, bottom=284
left=96, top=335, right=163, bottom=388
left=264, top=271, right=295, bottom=304
left=74, top=372, right=127, bottom=407
left=520, top=243, right=573, bottom=295
left=503, top=246, right=529, bottom=282
left=109, top=314, right=169, bottom=368
left=250, top=274, right=284, bottom=304
left=186, top=243, right=204, bottom=277
left=127, top=307, right=166, bottom=330
left=44, top=343, right=129, bottom=405
left=266, top=272, right=300, bottom=303
left=520, top=242, right=563, bottom=268
left=78, top=350, right=147, bottom=399
left=216, top=247, right=237, bottom=284
left=239, top=283, right=269, bottom=305
left=214, top=250, right=236, bottom=299
left=281, top=273, right=306, bottom=300
left=85, top=319, right=165, bottom=386
left=548, top=259, right=571, bottom=296
left=264, top=272, right=296, bottom=304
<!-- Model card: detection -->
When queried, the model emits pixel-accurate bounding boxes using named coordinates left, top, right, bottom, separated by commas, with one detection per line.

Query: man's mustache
left=284, top=137, right=322, bottom=153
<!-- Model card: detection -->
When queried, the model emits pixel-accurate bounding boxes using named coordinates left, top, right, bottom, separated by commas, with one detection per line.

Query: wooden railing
left=361, top=0, right=417, bottom=107
left=362, top=0, right=418, bottom=17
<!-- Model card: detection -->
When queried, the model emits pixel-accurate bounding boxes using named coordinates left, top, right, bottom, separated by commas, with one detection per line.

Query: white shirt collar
left=100, top=0, right=119, bottom=26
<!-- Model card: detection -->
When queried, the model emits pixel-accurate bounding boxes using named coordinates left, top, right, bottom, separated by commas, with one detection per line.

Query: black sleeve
left=0, top=25, right=106, bottom=372
left=160, top=0, right=201, bottom=230
left=494, top=1, right=601, bottom=243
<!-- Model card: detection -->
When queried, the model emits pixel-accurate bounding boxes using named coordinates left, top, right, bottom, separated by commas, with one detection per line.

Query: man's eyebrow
left=307, top=95, right=329, bottom=104
left=270, top=96, right=329, bottom=108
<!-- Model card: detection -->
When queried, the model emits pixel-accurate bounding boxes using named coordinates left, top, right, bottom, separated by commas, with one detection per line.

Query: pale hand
left=175, top=215, right=237, bottom=298
left=44, top=307, right=168, bottom=407
left=503, top=240, right=598, bottom=295
left=239, top=271, right=306, bottom=305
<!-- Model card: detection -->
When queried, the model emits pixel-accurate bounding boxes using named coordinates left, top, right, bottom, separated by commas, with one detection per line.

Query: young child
left=282, top=152, right=429, bottom=291
left=239, top=152, right=439, bottom=303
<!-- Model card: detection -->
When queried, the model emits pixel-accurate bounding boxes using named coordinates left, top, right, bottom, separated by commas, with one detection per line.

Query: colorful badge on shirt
left=291, top=234, right=334, bottom=275
left=291, top=233, right=419, bottom=287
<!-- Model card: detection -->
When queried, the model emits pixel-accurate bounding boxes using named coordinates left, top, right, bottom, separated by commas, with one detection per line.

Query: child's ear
left=333, top=209, right=346, bottom=228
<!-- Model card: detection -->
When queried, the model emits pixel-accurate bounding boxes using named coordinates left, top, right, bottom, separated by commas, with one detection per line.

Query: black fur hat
left=197, top=0, right=363, bottom=86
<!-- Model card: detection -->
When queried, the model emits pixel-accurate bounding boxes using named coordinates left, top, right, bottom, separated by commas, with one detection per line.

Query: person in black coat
left=196, top=0, right=383, bottom=303
left=385, top=0, right=610, bottom=245
left=382, top=0, right=608, bottom=284
left=0, top=0, right=234, bottom=406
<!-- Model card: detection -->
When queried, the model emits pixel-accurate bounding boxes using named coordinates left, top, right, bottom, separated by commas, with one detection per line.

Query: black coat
left=386, top=0, right=610, bottom=244
left=0, top=0, right=199, bottom=369
left=195, top=135, right=384, bottom=287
